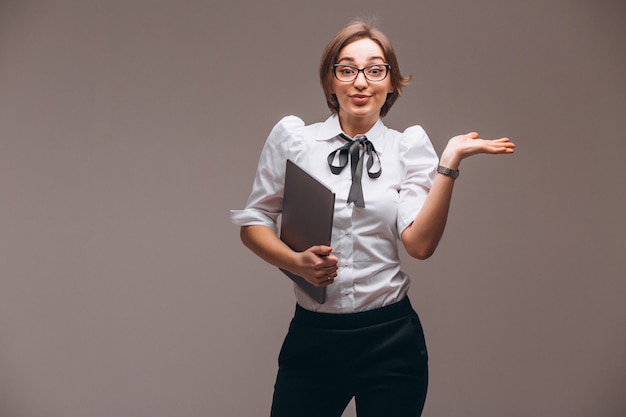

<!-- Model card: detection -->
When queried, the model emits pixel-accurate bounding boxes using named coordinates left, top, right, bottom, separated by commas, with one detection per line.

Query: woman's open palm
left=442, top=132, right=515, bottom=164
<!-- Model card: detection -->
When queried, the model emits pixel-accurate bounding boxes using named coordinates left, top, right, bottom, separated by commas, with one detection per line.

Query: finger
left=487, top=144, right=515, bottom=154
left=482, top=138, right=515, bottom=149
left=322, top=265, right=338, bottom=276
left=311, top=278, right=331, bottom=288
left=317, top=264, right=337, bottom=277
left=312, top=273, right=335, bottom=287
left=494, top=140, right=516, bottom=149
left=488, top=140, right=514, bottom=147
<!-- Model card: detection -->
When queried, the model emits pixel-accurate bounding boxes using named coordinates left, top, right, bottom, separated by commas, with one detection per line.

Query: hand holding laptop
left=287, top=244, right=338, bottom=287
left=279, top=159, right=336, bottom=303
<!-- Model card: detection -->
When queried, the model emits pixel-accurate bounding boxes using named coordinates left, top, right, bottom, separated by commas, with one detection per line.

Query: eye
left=338, top=66, right=356, bottom=75
left=365, top=65, right=385, bottom=76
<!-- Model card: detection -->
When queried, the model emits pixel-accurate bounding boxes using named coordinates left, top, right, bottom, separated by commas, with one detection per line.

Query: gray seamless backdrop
left=1, top=1, right=625, bottom=416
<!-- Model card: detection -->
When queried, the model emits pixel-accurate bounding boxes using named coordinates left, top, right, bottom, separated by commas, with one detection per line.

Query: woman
left=231, top=20, right=515, bottom=417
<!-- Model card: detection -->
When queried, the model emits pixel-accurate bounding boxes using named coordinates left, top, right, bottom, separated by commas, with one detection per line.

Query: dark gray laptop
left=279, top=159, right=335, bottom=304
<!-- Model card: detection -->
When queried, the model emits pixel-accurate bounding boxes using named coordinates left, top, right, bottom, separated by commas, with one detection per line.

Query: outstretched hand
left=440, top=132, right=515, bottom=169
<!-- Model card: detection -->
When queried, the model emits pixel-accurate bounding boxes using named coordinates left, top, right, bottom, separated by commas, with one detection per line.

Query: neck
left=338, top=113, right=378, bottom=138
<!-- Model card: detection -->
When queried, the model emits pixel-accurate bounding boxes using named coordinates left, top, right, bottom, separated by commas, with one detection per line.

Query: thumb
left=310, top=245, right=332, bottom=256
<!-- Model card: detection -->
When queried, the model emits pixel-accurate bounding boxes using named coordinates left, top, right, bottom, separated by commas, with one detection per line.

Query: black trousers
left=270, top=297, right=428, bottom=417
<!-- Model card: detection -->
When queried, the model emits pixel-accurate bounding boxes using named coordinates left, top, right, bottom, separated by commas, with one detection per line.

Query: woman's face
left=332, top=38, right=393, bottom=132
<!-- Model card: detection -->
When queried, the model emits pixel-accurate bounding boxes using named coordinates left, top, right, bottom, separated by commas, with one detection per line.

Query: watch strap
left=437, top=165, right=460, bottom=179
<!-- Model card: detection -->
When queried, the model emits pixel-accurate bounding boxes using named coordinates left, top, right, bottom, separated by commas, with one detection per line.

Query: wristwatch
left=437, top=165, right=460, bottom=179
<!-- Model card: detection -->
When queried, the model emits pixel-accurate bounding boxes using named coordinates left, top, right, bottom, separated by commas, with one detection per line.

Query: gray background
left=1, top=1, right=625, bottom=416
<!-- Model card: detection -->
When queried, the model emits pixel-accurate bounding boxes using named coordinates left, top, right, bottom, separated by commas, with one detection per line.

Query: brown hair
left=319, top=19, right=411, bottom=117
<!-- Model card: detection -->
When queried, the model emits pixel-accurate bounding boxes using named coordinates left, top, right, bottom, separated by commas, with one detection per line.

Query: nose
left=353, top=70, right=368, bottom=88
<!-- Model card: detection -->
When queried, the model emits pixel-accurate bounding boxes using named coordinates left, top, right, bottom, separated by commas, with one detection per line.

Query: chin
left=351, top=108, right=379, bottom=119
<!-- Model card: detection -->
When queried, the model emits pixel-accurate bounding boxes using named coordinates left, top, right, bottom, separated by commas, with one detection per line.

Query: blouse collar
left=316, top=114, right=387, bottom=154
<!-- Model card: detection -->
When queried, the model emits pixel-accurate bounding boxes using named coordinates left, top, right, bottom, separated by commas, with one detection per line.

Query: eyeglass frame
left=332, top=63, right=391, bottom=83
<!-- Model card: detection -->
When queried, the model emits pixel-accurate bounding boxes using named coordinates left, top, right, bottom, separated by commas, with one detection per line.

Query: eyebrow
left=336, top=56, right=386, bottom=64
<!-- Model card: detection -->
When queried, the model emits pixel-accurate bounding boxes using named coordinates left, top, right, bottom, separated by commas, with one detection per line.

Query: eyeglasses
left=333, top=63, right=390, bottom=82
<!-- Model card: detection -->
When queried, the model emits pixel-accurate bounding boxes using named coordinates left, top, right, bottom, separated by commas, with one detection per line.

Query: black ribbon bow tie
left=327, top=133, right=382, bottom=208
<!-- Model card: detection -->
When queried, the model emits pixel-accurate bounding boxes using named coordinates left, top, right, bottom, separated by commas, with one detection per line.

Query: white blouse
left=231, top=114, right=438, bottom=313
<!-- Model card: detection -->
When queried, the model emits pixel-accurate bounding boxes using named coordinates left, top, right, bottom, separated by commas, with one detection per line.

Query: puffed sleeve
left=230, top=116, right=305, bottom=233
left=396, top=125, right=439, bottom=235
